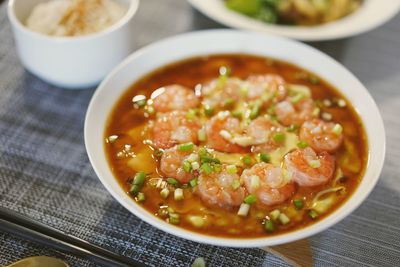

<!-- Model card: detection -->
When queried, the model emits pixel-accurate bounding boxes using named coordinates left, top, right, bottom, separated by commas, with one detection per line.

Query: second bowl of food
left=85, top=29, right=385, bottom=247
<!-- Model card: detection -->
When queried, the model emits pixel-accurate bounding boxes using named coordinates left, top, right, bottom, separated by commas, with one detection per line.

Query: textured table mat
left=0, top=1, right=400, bottom=266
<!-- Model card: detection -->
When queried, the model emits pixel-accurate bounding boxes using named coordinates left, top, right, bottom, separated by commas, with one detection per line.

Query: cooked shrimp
left=205, top=113, right=248, bottom=153
left=152, top=111, right=200, bottom=149
left=300, top=119, right=344, bottom=153
left=245, top=117, right=284, bottom=153
left=152, top=85, right=199, bottom=113
left=241, top=163, right=295, bottom=206
left=197, top=165, right=245, bottom=209
left=159, top=145, right=196, bottom=183
left=246, top=74, right=287, bottom=102
left=201, top=78, right=242, bottom=108
left=284, top=147, right=335, bottom=187
left=275, top=98, right=315, bottom=126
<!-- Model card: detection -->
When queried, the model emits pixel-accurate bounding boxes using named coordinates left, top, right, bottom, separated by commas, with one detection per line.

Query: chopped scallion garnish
left=249, top=104, right=260, bottom=119
left=259, top=153, right=270, bottom=163
left=237, top=203, right=250, bottom=217
left=332, top=123, right=343, bottom=135
left=231, top=179, right=241, bottom=190
left=160, top=188, right=170, bottom=199
left=201, top=163, right=213, bottom=174
left=136, top=192, right=145, bottom=202
left=167, top=178, right=179, bottom=187
left=204, top=106, right=214, bottom=117
left=269, top=209, right=281, bottom=220
left=308, top=209, right=318, bottom=219
left=279, top=213, right=290, bottom=225
left=226, top=164, right=237, bottom=174
left=174, top=188, right=184, bottom=201
left=183, top=160, right=192, bottom=173
left=189, top=178, right=198, bottom=188
left=297, top=140, right=308, bottom=149
left=242, top=155, right=252, bottom=166
left=293, top=199, right=304, bottom=210
left=273, top=132, right=285, bottom=142
left=309, top=159, right=321, bottom=168
left=263, top=219, right=274, bottom=232
left=197, top=129, right=206, bottom=142
left=178, top=142, right=194, bottom=152
left=191, top=161, right=200, bottom=170
left=133, top=172, right=146, bottom=186
left=244, top=194, right=257, bottom=204
left=231, top=110, right=242, bottom=119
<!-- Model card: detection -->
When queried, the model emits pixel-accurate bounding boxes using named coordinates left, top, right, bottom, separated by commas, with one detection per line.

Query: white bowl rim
left=187, top=0, right=400, bottom=41
left=85, top=29, right=386, bottom=248
left=7, top=0, right=139, bottom=42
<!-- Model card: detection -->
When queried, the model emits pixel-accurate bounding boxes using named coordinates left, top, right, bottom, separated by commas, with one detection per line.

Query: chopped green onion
left=197, top=129, right=206, bottom=142
left=200, top=156, right=220, bottom=164
left=189, top=178, right=198, bottom=188
left=293, top=199, right=304, bottom=210
left=191, top=257, right=206, bottom=267
left=183, top=160, right=192, bottom=173
left=297, top=141, right=309, bottom=149
left=168, top=212, right=180, bottom=224
left=167, top=178, right=179, bottom=187
left=213, top=164, right=222, bottom=173
left=226, top=164, right=237, bottom=174
left=263, top=219, right=274, bottom=232
left=322, top=112, right=332, bottom=121
left=201, top=163, right=213, bottom=174
left=174, top=188, right=184, bottom=201
left=136, top=192, right=145, bottom=202
left=160, top=188, right=170, bottom=199
left=188, top=216, right=205, bottom=228
left=259, top=153, right=270, bottom=163
left=337, top=99, right=346, bottom=107
left=134, top=99, right=146, bottom=108
left=249, top=104, right=260, bottom=119
left=224, top=98, right=234, bottom=108
left=279, top=213, right=290, bottom=225
left=231, top=110, right=242, bottom=119
left=309, top=159, right=321, bottom=168
left=178, top=142, right=194, bottom=152
left=273, top=132, right=285, bottom=142
left=332, top=123, right=343, bottom=135
left=219, top=130, right=232, bottom=140
left=269, top=209, right=281, bottom=220
left=231, top=179, right=241, bottom=190
left=237, top=203, right=250, bottom=217
left=204, top=106, right=214, bottom=117
left=133, top=172, right=146, bottom=186
left=129, top=184, right=140, bottom=195
left=286, top=124, right=298, bottom=133
left=308, top=209, right=318, bottom=219
left=250, top=175, right=260, bottom=189
left=291, top=93, right=304, bottom=104
left=158, top=207, right=169, bottom=218
left=312, top=107, right=321, bottom=117
left=186, top=109, right=198, bottom=120
left=244, top=194, right=257, bottom=204
left=191, top=161, right=200, bottom=170
left=146, top=106, right=155, bottom=114
left=242, top=155, right=252, bottom=166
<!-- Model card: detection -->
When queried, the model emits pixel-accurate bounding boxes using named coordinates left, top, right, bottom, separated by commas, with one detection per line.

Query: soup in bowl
left=85, top=30, right=385, bottom=247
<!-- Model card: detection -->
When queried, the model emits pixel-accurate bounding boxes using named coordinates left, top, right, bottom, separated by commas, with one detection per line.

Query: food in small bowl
left=225, top=0, right=362, bottom=26
left=85, top=30, right=385, bottom=247
left=26, top=0, right=127, bottom=36
left=7, top=0, right=139, bottom=88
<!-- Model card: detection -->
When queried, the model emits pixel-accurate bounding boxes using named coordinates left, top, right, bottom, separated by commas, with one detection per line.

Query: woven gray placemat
left=1, top=1, right=400, bottom=266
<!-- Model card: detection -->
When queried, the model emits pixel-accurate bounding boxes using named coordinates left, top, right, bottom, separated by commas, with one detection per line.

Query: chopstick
left=0, top=207, right=147, bottom=267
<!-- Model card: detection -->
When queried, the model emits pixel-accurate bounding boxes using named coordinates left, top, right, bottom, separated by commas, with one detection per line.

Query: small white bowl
left=85, top=30, right=385, bottom=247
left=188, top=0, right=400, bottom=41
left=7, top=0, right=139, bottom=89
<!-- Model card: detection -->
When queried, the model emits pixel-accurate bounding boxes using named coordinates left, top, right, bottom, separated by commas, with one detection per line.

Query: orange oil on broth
left=104, top=54, right=368, bottom=238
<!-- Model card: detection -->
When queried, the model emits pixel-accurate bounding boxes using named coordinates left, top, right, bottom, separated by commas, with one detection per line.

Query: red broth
left=104, top=54, right=367, bottom=238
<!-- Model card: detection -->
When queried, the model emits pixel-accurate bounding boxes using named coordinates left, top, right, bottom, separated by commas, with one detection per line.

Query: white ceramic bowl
left=188, top=0, right=400, bottom=41
left=7, top=0, right=139, bottom=89
left=85, top=30, right=385, bottom=247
